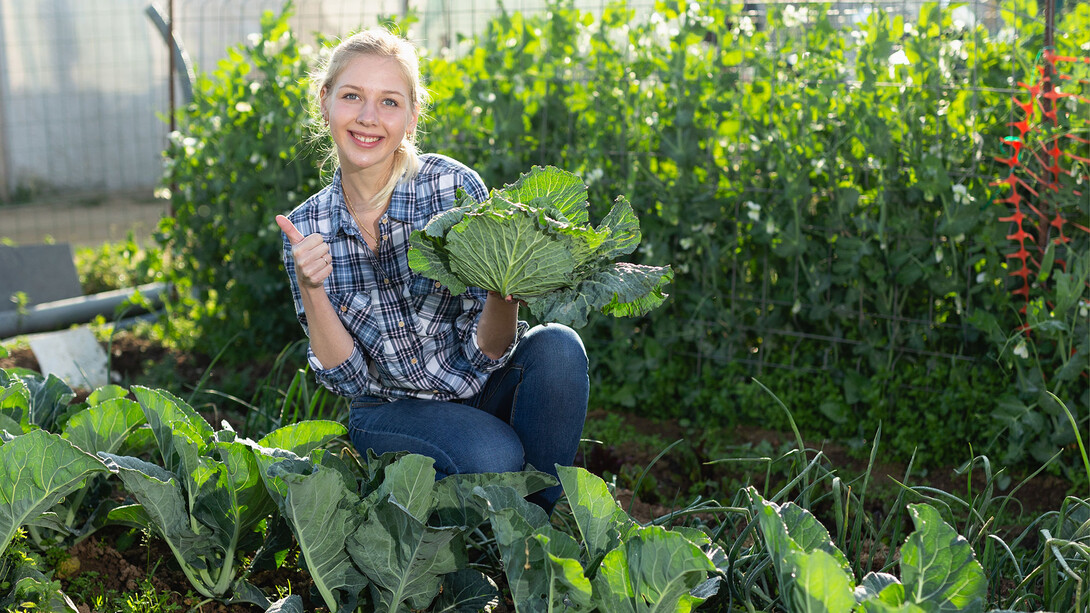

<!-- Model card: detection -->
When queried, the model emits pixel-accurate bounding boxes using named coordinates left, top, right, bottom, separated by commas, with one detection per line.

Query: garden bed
left=0, top=332, right=1079, bottom=612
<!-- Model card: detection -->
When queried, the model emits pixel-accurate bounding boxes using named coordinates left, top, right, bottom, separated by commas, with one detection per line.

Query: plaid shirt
left=282, top=153, right=528, bottom=401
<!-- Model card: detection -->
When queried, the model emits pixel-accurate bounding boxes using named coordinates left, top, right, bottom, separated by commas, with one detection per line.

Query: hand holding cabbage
left=408, top=166, right=673, bottom=328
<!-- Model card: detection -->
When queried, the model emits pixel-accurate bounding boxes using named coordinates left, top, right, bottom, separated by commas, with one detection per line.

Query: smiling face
left=322, top=53, right=419, bottom=185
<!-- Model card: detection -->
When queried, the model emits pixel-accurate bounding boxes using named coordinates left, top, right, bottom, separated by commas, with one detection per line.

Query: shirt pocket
left=407, top=274, right=461, bottom=338
left=334, top=291, right=379, bottom=351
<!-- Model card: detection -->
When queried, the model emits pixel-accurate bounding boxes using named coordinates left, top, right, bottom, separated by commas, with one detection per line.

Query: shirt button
left=340, top=305, right=347, bottom=313
left=382, top=234, right=389, bottom=241
left=384, top=278, right=390, bottom=284
left=398, top=320, right=405, bottom=327
left=434, top=281, right=441, bottom=288
left=410, top=358, right=418, bottom=365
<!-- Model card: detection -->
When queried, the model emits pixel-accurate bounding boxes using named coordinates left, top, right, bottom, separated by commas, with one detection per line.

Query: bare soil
left=0, top=333, right=1077, bottom=611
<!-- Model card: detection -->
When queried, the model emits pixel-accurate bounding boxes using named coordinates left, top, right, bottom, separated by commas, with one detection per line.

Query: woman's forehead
left=335, top=55, right=409, bottom=92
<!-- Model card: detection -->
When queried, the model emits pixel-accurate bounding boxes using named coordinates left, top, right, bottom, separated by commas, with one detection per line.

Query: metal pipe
left=0, top=283, right=170, bottom=339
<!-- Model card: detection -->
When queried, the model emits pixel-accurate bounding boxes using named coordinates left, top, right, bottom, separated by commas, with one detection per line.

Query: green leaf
left=270, top=459, right=367, bottom=611
left=498, top=164, right=590, bottom=224
left=252, top=419, right=348, bottom=504
left=132, top=386, right=213, bottom=493
left=362, top=453, right=437, bottom=523
left=349, top=496, right=464, bottom=612
left=265, top=594, right=303, bottom=613
left=900, top=503, right=986, bottom=613
left=431, top=570, right=501, bottom=613
left=476, top=484, right=570, bottom=612
left=0, top=376, right=27, bottom=434
left=527, top=262, right=674, bottom=328
left=99, top=454, right=209, bottom=577
left=432, top=469, right=555, bottom=531
left=593, top=525, right=717, bottom=613
left=856, top=572, right=905, bottom=606
left=256, top=419, right=346, bottom=456
left=556, top=465, right=635, bottom=574
left=85, top=384, right=129, bottom=405
left=782, top=548, right=857, bottom=613
left=0, top=430, right=109, bottom=557
left=23, top=374, right=75, bottom=432
left=446, top=202, right=579, bottom=297
left=62, top=397, right=146, bottom=456
left=534, top=529, right=595, bottom=611
left=594, top=196, right=642, bottom=258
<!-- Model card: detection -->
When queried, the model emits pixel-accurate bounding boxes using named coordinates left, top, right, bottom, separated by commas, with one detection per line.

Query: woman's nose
left=356, top=101, right=377, bottom=124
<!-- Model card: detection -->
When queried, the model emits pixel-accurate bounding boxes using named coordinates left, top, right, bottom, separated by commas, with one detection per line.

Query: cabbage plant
left=409, top=166, right=673, bottom=328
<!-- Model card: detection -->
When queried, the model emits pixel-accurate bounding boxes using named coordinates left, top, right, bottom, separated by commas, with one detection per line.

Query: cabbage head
left=408, top=166, right=673, bottom=328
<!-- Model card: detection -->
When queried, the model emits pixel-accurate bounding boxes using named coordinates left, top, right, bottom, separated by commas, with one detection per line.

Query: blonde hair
left=312, top=28, right=428, bottom=209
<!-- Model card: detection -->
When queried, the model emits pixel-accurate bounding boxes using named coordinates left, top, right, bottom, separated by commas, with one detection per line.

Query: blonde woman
left=275, top=28, right=587, bottom=512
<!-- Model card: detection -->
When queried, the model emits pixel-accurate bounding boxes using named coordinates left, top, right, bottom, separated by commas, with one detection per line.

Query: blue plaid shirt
left=281, top=153, right=528, bottom=400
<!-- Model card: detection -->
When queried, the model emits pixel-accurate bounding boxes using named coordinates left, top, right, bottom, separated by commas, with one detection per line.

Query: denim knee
left=520, top=324, right=588, bottom=374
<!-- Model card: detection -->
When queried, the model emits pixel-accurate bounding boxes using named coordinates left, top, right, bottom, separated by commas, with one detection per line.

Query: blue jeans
left=347, top=324, right=589, bottom=511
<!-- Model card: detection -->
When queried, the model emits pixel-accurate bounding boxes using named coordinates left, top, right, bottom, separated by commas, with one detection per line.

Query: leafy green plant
left=749, top=487, right=990, bottom=612
left=0, top=430, right=109, bottom=611
left=475, top=465, right=723, bottom=612
left=98, top=386, right=343, bottom=607
left=409, top=165, right=673, bottom=327
left=73, top=233, right=164, bottom=294
left=0, top=371, right=147, bottom=548
left=156, top=4, right=324, bottom=362
left=265, top=449, right=555, bottom=612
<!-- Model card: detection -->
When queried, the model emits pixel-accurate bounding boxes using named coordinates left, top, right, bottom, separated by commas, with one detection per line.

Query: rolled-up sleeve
left=307, top=343, right=370, bottom=398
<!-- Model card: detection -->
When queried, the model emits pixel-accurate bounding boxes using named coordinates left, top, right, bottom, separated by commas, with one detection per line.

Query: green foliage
left=73, top=234, right=164, bottom=294
left=98, top=386, right=343, bottom=606
left=156, top=5, right=324, bottom=361
left=419, top=0, right=1089, bottom=472
left=0, top=372, right=148, bottom=549
left=153, top=0, right=1088, bottom=473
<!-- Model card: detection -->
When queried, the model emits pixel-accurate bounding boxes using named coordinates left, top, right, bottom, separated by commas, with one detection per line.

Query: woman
left=275, top=28, right=587, bottom=512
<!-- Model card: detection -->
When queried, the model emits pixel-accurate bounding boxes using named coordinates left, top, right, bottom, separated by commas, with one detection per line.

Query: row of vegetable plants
left=2, top=358, right=1087, bottom=611
left=152, top=0, right=1089, bottom=486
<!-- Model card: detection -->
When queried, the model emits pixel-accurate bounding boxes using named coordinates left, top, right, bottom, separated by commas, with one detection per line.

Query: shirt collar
left=330, top=168, right=354, bottom=236
left=334, top=166, right=413, bottom=225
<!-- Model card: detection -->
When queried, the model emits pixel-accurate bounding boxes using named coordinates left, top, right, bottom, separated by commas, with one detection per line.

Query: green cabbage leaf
left=408, top=166, right=673, bottom=328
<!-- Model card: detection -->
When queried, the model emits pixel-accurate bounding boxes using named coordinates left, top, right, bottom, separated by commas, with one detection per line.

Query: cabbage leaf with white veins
left=408, top=166, right=673, bottom=328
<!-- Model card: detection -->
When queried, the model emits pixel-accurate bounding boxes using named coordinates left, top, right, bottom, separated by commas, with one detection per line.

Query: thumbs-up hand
left=276, top=215, right=332, bottom=288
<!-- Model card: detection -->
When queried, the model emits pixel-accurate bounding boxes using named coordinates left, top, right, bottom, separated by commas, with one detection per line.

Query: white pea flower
left=744, top=201, right=761, bottom=222
left=935, top=247, right=944, bottom=263
left=680, top=237, right=694, bottom=250
left=585, top=168, right=604, bottom=185
left=235, top=102, right=252, bottom=113
left=952, top=184, right=974, bottom=205
left=738, top=16, right=756, bottom=37
left=782, top=5, right=809, bottom=28
left=791, top=300, right=802, bottom=315
left=1013, top=340, right=1029, bottom=359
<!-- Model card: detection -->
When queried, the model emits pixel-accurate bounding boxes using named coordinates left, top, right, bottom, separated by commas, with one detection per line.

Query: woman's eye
left=343, top=93, right=359, bottom=100
left=382, top=98, right=399, bottom=107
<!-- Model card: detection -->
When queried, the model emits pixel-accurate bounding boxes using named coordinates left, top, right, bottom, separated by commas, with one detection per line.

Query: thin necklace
left=343, top=187, right=381, bottom=248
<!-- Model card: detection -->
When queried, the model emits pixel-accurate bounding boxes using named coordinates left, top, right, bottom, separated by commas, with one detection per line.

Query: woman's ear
left=319, top=87, right=330, bottom=123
